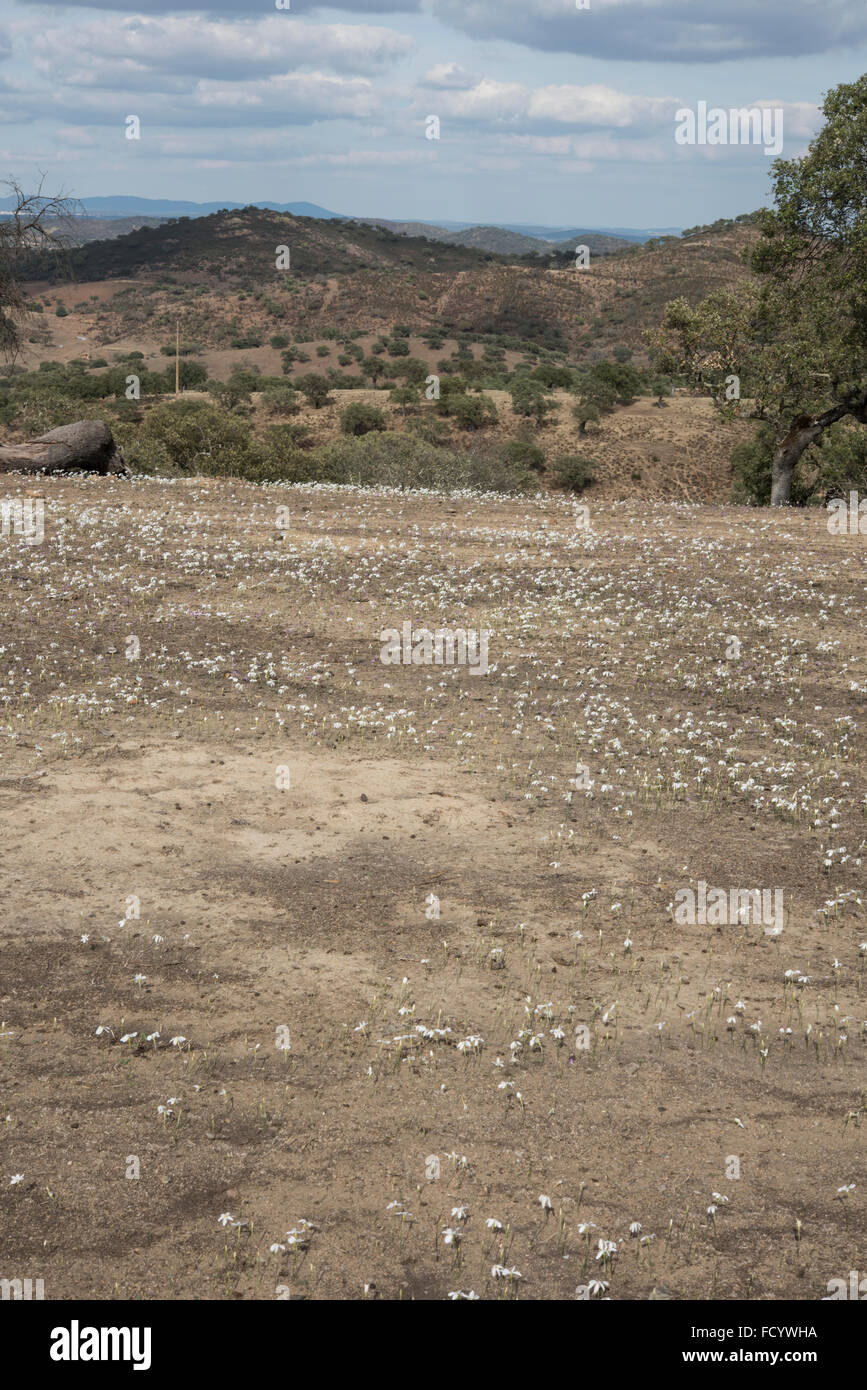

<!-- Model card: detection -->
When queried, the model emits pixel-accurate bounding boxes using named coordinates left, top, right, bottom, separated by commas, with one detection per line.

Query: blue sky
left=1, top=0, right=866, bottom=226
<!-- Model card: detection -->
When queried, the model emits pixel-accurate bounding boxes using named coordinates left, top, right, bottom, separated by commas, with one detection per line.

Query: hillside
left=44, top=215, right=170, bottom=244
left=22, top=209, right=757, bottom=363
left=23, top=207, right=503, bottom=283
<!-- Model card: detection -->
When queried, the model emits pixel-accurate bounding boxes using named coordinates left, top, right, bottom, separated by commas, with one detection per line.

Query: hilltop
left=360, top=219, right=633, bottom=258
left=23, top=207, right=503, bottom=283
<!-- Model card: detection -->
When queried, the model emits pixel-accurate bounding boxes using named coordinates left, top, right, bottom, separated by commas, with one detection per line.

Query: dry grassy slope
left=26, top=218, right=758, bottom=357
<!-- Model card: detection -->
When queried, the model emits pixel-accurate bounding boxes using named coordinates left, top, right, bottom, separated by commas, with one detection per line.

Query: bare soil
left=0, top=477, right=864, bottom=1300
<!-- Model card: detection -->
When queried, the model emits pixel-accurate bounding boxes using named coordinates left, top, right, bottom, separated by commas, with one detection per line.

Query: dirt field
left=0, top=476, right=864, bottom=1301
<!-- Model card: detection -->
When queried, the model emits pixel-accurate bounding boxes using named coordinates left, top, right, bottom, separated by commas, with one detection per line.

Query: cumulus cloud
left=429, top=0, right=867, bottom=62
left=39, top=71, right=381, bottom=127
left=31, top=15, right=412, bottom=85
left=421, top=62, right=478, bottom=90
left=422, top=79, right=679, bottom=133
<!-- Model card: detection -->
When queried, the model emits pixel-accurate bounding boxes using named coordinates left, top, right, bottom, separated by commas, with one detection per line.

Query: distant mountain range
left=0, top=193, right=681, bottom=246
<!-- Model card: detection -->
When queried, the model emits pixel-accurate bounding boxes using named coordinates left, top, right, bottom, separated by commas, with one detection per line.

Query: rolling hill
left=22, top=207, right=758, bottom=361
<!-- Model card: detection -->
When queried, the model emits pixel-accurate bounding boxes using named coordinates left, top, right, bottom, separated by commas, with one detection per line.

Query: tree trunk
left=769, top=405, right=849, bottom=505
left=0, top=420, right=127, bottom=476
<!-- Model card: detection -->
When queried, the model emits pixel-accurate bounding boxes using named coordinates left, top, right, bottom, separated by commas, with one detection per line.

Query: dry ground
left=0, top=476, right=864, bottom=1301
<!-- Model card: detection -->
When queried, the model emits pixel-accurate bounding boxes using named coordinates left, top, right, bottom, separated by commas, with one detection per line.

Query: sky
left=0, top=0, right=866, bottom=228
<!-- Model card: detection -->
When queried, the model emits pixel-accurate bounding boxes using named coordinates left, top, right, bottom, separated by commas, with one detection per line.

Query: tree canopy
left=648, top=74, right=867, bottom=504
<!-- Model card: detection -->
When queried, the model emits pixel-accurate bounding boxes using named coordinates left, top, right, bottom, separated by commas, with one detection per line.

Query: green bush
left=553, top=454, right=597, bottom=493
left=510, top=377, right=557, bottom=424
left=340, top=402, right=386, bottom=436
left=260, top=386, right=300, bottom=418
left=572, top=399, right=602, bottom=434
left=296, top=374, right=333, bottom=408
left=122, top=400, right=263, bottom=477
left=501, top=439, right=545, bottom=471
left=449, top=393, right=498, bottom=430
left=532, top=363, right=573, bottom=389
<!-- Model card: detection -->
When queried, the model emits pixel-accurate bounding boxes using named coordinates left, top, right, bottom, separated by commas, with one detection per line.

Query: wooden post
left=175, top=320, right=180, bottom=395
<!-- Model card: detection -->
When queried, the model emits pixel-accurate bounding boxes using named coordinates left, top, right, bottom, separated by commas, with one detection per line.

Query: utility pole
left=175, top=320, right=180, bottom=395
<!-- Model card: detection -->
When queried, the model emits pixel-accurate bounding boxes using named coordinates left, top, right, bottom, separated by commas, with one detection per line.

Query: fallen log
left=0, top=420, right=128, bottom=476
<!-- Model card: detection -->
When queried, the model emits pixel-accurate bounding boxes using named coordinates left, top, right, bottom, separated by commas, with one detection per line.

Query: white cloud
left=527, top=84, right=675, bottom=130
left=32, top=15, right=412, bottom=85
left=421, top=79, right=679, bottom=133
left=421, top=62, right=478, bottom=90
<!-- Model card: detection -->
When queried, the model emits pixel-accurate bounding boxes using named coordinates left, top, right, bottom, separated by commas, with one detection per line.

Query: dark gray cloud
left=15, top=0, right=421, bottom=13
left=16, top=0, right=867, bottom=61
left=14, top=0, right=865, bottom=61
left=430, top=0, right=867, bottom=62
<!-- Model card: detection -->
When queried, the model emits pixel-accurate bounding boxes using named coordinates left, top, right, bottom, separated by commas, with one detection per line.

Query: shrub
left=572, top=400, right=601, bottom=435
left=296, top=374, right=333, bottom=408
left=586, top=360, right=641, bottom=404
left=260, top=386, right=300, bottom=417
left=340, top=402, right=386, bottom=436
left=532, top=363, right=573, bottom=389
left=648, top=376, right=671, bottom=406
left=501, top=439, right=545, bottom=471
left=553, top=454, right=597, bottom=493
left=389, top=385, right=419, bottom=418
left=510, top=377, right=557, bottom=424
left=449, top=393, right=498, bottom=430
left=123, top=400, right=263, bottom=476
left=208, top=377, right=253, bottom=410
